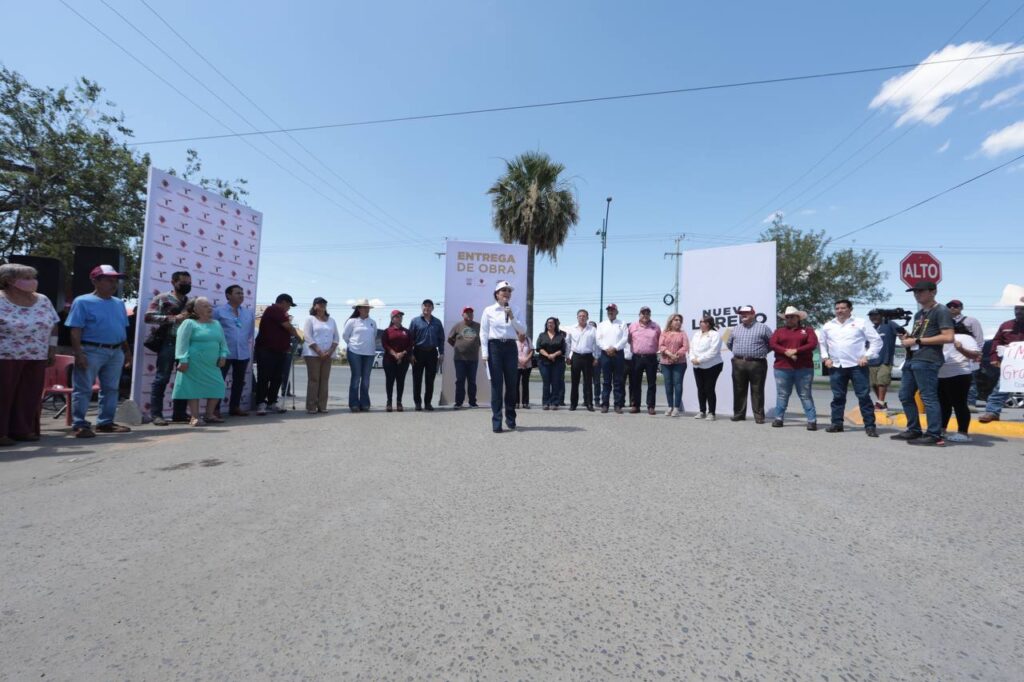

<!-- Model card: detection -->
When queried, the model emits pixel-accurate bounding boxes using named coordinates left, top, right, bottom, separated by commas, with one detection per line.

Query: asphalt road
left=2, top=366, right=1022, bottom=680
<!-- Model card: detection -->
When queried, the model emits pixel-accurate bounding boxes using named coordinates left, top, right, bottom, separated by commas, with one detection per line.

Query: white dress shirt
left=479, top=301, right=526, bottom=359
left=595, top=318, right=629, bottom=353
left=688, top=329, right=723, bottom=367
left=302, top=316, right=340, bottom=358
left=342, top=316, right=378, bottom=356
left=819, top=315, right=882, bottom=368
left=566, top=323, right=597, bottom=357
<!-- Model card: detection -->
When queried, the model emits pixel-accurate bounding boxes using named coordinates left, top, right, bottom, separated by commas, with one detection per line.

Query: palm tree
left=487, top=151, right=579, bottom=337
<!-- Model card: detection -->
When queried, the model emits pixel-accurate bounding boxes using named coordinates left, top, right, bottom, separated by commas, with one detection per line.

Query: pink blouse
left=658, top=329, right=689, bottom=365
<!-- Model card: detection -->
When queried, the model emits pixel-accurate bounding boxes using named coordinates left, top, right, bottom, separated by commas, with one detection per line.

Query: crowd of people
left=1, top=262, right=1020, bottom=448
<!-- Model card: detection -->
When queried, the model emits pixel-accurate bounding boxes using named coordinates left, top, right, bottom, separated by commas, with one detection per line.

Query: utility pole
left=597, top=196, right=612, bottom=321
left=664, top=234, right=684, bottom=314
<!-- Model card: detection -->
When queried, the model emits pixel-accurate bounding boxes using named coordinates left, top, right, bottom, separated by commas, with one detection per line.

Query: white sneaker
left=271, top=404, right=287, bottom=414
left=694, top=412, right=706, bottom=420
left=255, top=402, right=267, bottom=416
left=708, top=414, right=716, bottom=421
left=665, top=408, right=674, bottom=417
left=945, top=432, right=971, bottom=443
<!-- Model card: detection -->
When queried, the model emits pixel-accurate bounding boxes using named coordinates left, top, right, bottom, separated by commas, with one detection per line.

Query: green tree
left=487, top=151, right=579, bottom=336
left=0, top=66, right=246, bottom=298
left=760, top=213, right=887, bottom=326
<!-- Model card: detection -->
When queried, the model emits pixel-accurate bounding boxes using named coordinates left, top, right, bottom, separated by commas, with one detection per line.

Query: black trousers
left=938, top=373, right=972, bottom=434
left=630, top=353, right=658, bottom=408
left=731, top=357, right=768, bottom=419
left=570, top=353, right=595, bottom=407
left=384, top=359, right=410, bottom=405
left=518, top=367, right=532, bottom=405
left=411, top=346, right=439, bottom=406
left=254, top=348, right=286, bottom=407
left=693, top=364, right=723, bottom=415
left=219, top=358, right=250, bottom=411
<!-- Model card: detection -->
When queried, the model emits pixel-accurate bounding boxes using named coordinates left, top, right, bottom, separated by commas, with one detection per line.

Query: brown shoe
left=73, top=427, right=96, bottom=439
left=630, top=406, right=640, bottom=414
left=614, top=406, right=624, bottom=414
left=95, top=423, right=132, bottom=434
left=601, top=406, right=609, bottom=413
left=386, top=404, right=393, bottom=413
left=396, top=404, right=404, bottom=412
left=229, top=408, right=250, bottom=417
left=647, top=407, right=656, bottom=415
left=978, top=412, right=999, bottom=423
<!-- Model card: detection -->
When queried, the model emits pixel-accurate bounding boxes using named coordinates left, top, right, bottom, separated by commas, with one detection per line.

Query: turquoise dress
left=172, top=319, right=229, bottom=399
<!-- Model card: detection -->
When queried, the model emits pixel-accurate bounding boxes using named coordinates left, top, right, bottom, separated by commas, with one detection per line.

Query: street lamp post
left=597, top=196, right=612, bottom=321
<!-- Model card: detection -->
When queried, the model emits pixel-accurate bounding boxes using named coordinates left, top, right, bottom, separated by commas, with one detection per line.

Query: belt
left=81, top=341, right=123, bottom=349
left=733, top=355, right=767, bottom=362
left=633, top=353, right=657, bottom=358
left=488, top=338, right=516, bottom=344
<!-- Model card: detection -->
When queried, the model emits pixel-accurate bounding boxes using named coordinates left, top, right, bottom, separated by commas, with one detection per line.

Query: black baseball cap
left=276, top=293, right=296, bottom=306
left=906, top=281, right=937, bottom=292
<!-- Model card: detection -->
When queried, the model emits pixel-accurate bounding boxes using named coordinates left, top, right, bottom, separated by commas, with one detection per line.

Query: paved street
left=3, top=366, right=1023, bottom=680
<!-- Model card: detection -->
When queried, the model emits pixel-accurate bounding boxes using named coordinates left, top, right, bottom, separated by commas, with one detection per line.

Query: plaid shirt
left=727, top=321, right=773, bottom=358
left=143, top=291, right=188, bottom=337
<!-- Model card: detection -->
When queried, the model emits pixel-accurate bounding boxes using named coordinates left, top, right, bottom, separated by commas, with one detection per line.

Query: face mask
left=13, top=279, right=38, bottom=293
left=176, top=283, right=192, bottom=295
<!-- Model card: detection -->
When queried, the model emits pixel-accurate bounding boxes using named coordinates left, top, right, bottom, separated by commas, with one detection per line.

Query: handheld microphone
left=504, top=306, right=511, bottom=322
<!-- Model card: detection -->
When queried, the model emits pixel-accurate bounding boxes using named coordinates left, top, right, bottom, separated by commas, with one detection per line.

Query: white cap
left=494, top=280, right=514, bottom=293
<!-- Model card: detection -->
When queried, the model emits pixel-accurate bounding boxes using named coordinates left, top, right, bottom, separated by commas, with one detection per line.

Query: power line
left=720, top=0, right=997, bottom=235
left=94, top=0, right=432, bottom=247
left=831, top=149, right=1024, bottom=241
left=129, top=49, right=1024, bottom=146
left=134, top=0, right=424, bottom=244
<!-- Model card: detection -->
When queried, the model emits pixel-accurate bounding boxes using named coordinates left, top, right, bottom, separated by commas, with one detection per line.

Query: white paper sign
left=998, top=341, right=1024, bottom=394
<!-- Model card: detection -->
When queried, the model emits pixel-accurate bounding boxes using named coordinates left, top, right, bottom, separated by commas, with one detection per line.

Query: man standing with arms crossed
left=596, top=303, right=629, bottom=414
left=566, top=309, right=597, bottom=411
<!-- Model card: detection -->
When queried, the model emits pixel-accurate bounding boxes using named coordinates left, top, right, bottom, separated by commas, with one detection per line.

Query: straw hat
left=778, top=305, right=808, bottom=320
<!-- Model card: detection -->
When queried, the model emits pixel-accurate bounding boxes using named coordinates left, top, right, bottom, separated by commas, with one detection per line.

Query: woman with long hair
left=301, top=297, right=339, bottom=414
left=342, top=299, right=377, bottom=412
left=536, top=316, right=567, bottom=410
left=381, top=310, right=413, bottom=412
left=658, top=313, right=689, bottom=417
left=173, top=297, right=228, bottom=426
left=938, top=321, right=982, bottom=442
left=688, top=315, right=723, bottom=420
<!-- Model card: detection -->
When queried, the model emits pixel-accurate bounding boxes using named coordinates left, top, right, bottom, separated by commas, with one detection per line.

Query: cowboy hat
left=778, top=305, right=807, bottom=320
left=351, top=297, right=374, bottom=308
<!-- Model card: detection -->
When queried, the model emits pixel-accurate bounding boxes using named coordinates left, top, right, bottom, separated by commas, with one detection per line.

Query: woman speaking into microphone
left=480, top=280, right=527, bottom=433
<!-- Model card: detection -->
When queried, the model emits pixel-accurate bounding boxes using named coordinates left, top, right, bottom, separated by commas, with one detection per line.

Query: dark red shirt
left=381, top=325, right=413, bottom=364
left=769, top=325, right=818, bottom=370
left=255, top=304, right=291, bottom=353
left=989, top=319, right=1024, bottom=364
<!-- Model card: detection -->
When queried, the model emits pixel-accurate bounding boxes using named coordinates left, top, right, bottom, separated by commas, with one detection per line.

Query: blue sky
left=5, top=1, right=1024, bottom=334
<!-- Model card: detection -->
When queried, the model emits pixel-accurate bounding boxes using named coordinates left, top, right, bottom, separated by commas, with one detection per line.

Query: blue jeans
left=598, top=352, right=625, bottom=408
left=347, top=352, right=373, bottom=409
left=453, top=358, right=478, bottom=406
left=775, top=367, right=816, bottom=422
left=539, top=358, right=566, bottom=406
left=899, top=359, right=942, bottom=437
left=487, top=340, right=518, bottom=429
left=150, top=338, right=188, bottom=419
left=661, top=363, right=686, bottom=409
left=984, top=366, right=1008, bottom=415
left=72, top=346, right=123, bottom=429
left=829, top=365, right=874, bottom=426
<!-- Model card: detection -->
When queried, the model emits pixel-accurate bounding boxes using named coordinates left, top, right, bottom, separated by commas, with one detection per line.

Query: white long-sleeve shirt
left=818, top=316, right=882, bottom=368
left=688, top=329, right=723, bottom=367
left=566, top=323, right=597, bottom=358
left=595, top=318, right=629, bottom=353
left=342, top=316, right=377, bottom=356
left=479, top=301, right=526, bottom=359
left=302, top=316, right=340, bottom=358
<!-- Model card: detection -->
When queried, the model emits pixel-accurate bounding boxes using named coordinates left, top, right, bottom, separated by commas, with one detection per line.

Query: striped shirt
left=727, top=321, right=773, bottom=358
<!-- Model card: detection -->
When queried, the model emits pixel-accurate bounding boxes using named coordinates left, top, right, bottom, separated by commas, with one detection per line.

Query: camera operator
left=867, top=309, right=898, bottom=410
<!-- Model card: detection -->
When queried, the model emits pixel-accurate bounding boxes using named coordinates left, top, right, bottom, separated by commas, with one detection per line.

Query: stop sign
left=900, top=251, right=942, bottom=288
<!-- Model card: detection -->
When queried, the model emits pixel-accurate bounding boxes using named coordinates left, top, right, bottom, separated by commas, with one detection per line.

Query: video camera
left=870, top=307, right=913, bottom=335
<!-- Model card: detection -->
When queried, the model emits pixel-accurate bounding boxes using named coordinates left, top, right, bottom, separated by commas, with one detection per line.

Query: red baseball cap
left=89, top=264, right=126, bottom=279
left=390, top=309, right=404, bottom=317
left=606, top=303, right=618, bottom=312
left=462, top=306, right=474, bottom=314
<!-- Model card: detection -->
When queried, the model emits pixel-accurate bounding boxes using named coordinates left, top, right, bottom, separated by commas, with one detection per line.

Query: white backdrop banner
left=440, top=241, right=529, bottom=405
left=130, top=167, right=263, bottom=417
left=680, top=241, right=777, bottom=416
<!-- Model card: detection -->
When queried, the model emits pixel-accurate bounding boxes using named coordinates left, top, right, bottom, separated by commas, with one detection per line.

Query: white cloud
left=980, top=120, right=1024, bottom=156
left=980, top=82, right=1024, bottom=109
left=762, top=211, right=783, bottom=224
left=1009, top=162, right=1024, bottom=173
left=870, top=42, right=1024, bottom=126
left=937, top=139, right=951, bottom=153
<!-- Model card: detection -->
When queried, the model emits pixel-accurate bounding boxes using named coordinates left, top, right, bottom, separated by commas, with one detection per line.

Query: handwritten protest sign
left=998, top=341, right=1024, bottom=394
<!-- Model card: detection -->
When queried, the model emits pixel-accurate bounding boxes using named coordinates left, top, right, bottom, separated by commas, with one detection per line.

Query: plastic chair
left=41, top=354, right=76, bottom=426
